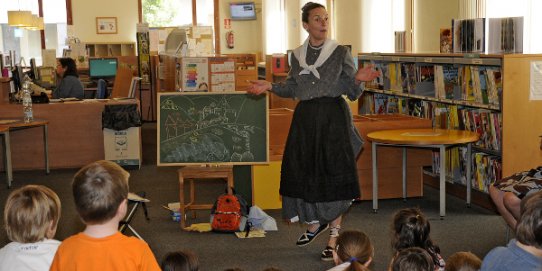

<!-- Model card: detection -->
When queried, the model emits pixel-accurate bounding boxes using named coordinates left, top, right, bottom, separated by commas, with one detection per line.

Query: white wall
left=71, top=0, right=138, bottom=43
left=334, top=0, right=363, bottom=54
left=413, top=0, right=459, bottom=52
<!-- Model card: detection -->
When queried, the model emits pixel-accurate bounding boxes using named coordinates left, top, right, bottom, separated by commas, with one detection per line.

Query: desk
left=0, top=100, right=137, bottom=171
left=0, top=119, right=49, bottom=188
left=367, top=128, right=479, bottom=218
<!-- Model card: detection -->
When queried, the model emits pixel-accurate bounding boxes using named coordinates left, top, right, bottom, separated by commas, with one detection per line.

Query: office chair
left=95, top=79, right=107, bottom=99
left=119, top=191, right=150, bottom=240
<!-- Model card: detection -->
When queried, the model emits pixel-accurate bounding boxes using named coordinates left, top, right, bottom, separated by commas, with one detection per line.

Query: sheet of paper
left=530, top=61, right=542, bottom=100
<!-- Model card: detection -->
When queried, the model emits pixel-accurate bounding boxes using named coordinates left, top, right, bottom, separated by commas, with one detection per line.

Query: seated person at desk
left=52, top=58, right=84, bottom=99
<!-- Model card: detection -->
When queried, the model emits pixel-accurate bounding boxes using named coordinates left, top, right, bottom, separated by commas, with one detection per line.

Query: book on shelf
left=488, top=17, right=523, bottom=54
left=440, top=28, right=453, bottom=53
left=452, top=18, right=485, bottom=53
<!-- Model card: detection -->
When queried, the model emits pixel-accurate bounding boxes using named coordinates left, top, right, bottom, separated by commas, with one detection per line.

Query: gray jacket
left=53, top=75, right=84, bottom=99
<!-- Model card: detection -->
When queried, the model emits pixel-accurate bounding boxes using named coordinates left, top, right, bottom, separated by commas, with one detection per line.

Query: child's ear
left=46, top=220, right=57, bottom=239
left=117, top=198, right=128, bottom=218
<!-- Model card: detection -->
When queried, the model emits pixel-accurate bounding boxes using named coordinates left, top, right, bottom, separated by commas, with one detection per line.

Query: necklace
left=308, top=41, right=324, bottom=50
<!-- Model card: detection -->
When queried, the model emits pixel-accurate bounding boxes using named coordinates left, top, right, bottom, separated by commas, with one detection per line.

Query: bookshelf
left=86, top=42, right=136, bottom=57
left=226, top=53, right=258, bottom=90
left=358, top=52, right=507, bottom=207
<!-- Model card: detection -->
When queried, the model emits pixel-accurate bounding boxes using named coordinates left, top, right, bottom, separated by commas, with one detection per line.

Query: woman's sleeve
left=270, top=73, right=296, bottom=98
left=339, top=47, right=363, bottom=101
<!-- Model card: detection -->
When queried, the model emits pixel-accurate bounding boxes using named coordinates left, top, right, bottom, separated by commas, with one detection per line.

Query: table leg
left=372, top=141, right=378, bottom=213
left=3, top=131, right=13, bottom=188
left=402, top=147, right=407, bottom=202
left=439, top=145, right=446, bottom=219
left=466, top=143, right=472, bottom=207
left=43, top=124, right=49, bottom=174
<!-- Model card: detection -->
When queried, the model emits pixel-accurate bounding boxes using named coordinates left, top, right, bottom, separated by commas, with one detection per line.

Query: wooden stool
left=177, top=166, right=234, bottom=230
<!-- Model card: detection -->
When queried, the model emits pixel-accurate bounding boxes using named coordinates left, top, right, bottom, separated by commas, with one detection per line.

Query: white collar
left=293, top=38, right=338, bottom=79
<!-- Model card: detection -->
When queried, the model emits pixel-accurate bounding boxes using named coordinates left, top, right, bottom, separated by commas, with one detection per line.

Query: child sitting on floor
left=0, top=185, right=61, bottom=271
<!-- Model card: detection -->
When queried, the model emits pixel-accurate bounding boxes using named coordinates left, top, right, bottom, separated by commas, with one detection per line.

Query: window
left=141, top=0, right=215, bottom=28
left=361, top=0, right=405, bottom=53
left=142, top=0, right=193, bottom=27
left=1, top=0, right=67, bottom=66
left=263, top=0, right=286, bottom=54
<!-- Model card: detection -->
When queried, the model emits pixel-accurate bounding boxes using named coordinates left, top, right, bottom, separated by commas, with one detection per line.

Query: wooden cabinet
left=86, top=42, right=136, bottom=57
left=226, top=53, right=258, bottom=90
left=502, top=54, right=542, bottom=176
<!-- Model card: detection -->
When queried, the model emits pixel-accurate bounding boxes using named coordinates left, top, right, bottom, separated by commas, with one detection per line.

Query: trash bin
left=102, top=104, right=142, bottom=169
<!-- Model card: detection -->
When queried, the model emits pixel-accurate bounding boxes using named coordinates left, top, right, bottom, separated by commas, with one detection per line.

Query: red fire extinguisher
left=226, top=31, right=234, bottom=49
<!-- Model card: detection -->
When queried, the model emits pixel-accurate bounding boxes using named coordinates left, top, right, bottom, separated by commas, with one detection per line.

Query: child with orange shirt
left=50, top=160, right=160, bottom=271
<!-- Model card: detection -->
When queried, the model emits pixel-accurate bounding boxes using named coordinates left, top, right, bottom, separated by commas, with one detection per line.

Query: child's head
left=4, top=185, right=61, bottom=243
left=516, top=190, right=542, bottom=248
left=391, top=208, right=440, bottom=266
left=444, top=251, right=481, bottom=271
left=391, top=247, right=435, bottom=271
left=333, top=230, right=373, bottom=268
left=161, top=250, right=199, bottom=271
left=72, top=160, right=129, bottom=224
left=392, top=208, right=434, bottom=250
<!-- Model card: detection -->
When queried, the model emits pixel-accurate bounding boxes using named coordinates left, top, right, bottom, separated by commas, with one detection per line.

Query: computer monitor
left=89, top=58, right=118, bottom=79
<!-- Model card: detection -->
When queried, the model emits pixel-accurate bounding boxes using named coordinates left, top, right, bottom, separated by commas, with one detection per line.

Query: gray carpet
left=0, top=123, right=508, bottom=271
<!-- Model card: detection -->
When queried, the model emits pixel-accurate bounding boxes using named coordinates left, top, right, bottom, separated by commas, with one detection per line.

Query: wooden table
left=0, top=119, right=49, bottom=188
left=366, top=128, right=479, bottom=218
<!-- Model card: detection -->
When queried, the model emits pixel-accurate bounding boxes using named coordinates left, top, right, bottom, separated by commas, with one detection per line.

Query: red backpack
left=210, top=188, right=249, bottom=232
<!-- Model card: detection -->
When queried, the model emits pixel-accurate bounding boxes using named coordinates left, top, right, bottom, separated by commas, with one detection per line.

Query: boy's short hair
left=4, top=185, right=61, bottom=243
left=516, top=190, right=542, bottom=248
left=72, top=160, right=129, bottom=224
left=445, top=251, right=482, bottom=271
left=392, top=247, right=435, bottom=271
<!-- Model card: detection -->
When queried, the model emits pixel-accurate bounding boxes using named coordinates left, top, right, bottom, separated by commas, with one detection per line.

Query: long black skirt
left=279, top=96, right=360, bottom=204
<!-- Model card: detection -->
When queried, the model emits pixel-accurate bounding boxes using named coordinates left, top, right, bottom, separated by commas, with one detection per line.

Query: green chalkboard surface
left=158, top=92, right=268, bottom=166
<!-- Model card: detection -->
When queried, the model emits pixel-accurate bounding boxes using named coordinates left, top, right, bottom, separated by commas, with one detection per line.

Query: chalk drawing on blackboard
left=158, top=93, right=268, bottom=165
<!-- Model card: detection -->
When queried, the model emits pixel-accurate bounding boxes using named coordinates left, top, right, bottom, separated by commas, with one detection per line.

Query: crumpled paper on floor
left=234, top=229, right=266, bottom=238
left=184, top=223, right=212, bottom=232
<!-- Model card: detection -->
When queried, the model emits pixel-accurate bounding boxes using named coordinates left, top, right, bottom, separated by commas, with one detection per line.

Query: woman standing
left=247, top=2, right=379, bottom=261
left=53, top=57, right=84, bottom=99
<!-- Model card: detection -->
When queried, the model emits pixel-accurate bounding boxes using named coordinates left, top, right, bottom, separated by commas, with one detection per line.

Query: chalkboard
left=157, top=92, right=268, bottom=166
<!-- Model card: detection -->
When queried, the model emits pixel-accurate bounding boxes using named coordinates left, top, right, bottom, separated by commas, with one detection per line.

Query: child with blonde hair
left=445, top=251, right=481, bottom=271
left=50, top=160, right=160, bottom=270
left=327, top=230, right=373, bottom=271
left=0, top=185, right=61, bottom=271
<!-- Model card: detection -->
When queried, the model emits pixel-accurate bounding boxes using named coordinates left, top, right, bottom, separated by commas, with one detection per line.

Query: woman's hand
left=246, top=80, right=272, bottom=95
left=355, top=64, right=381, bottom=83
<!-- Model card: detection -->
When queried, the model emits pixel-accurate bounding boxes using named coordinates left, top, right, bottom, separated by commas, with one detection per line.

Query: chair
left=119, top=192, right=150, bottom=240
left=177, top=166, right=234, bottom=230
left=95, top=79, right=107, bottom=99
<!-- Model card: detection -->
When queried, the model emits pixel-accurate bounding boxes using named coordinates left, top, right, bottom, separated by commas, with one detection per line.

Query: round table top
left=366, top=128, right=480, bottom=146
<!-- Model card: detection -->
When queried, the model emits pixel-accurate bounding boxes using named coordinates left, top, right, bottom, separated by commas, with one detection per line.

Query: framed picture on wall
left=96, top=17, right=117, bottom=34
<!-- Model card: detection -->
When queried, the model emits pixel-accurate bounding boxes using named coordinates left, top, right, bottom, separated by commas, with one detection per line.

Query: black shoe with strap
left=296, top=223, right=329, bottom=247
left=321, top=245, right=334, bottom=261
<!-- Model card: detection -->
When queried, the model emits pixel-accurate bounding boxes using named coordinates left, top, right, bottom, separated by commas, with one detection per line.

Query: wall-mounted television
left=230, top=2, right=256, bottom=21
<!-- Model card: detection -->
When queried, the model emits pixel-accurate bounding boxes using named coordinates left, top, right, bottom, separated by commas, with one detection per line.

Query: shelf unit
left=226, top=53, right=258, bottom=90
left=358, top=52, right=505, bottom=205
left=86, top=42, right=136, bottom=57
